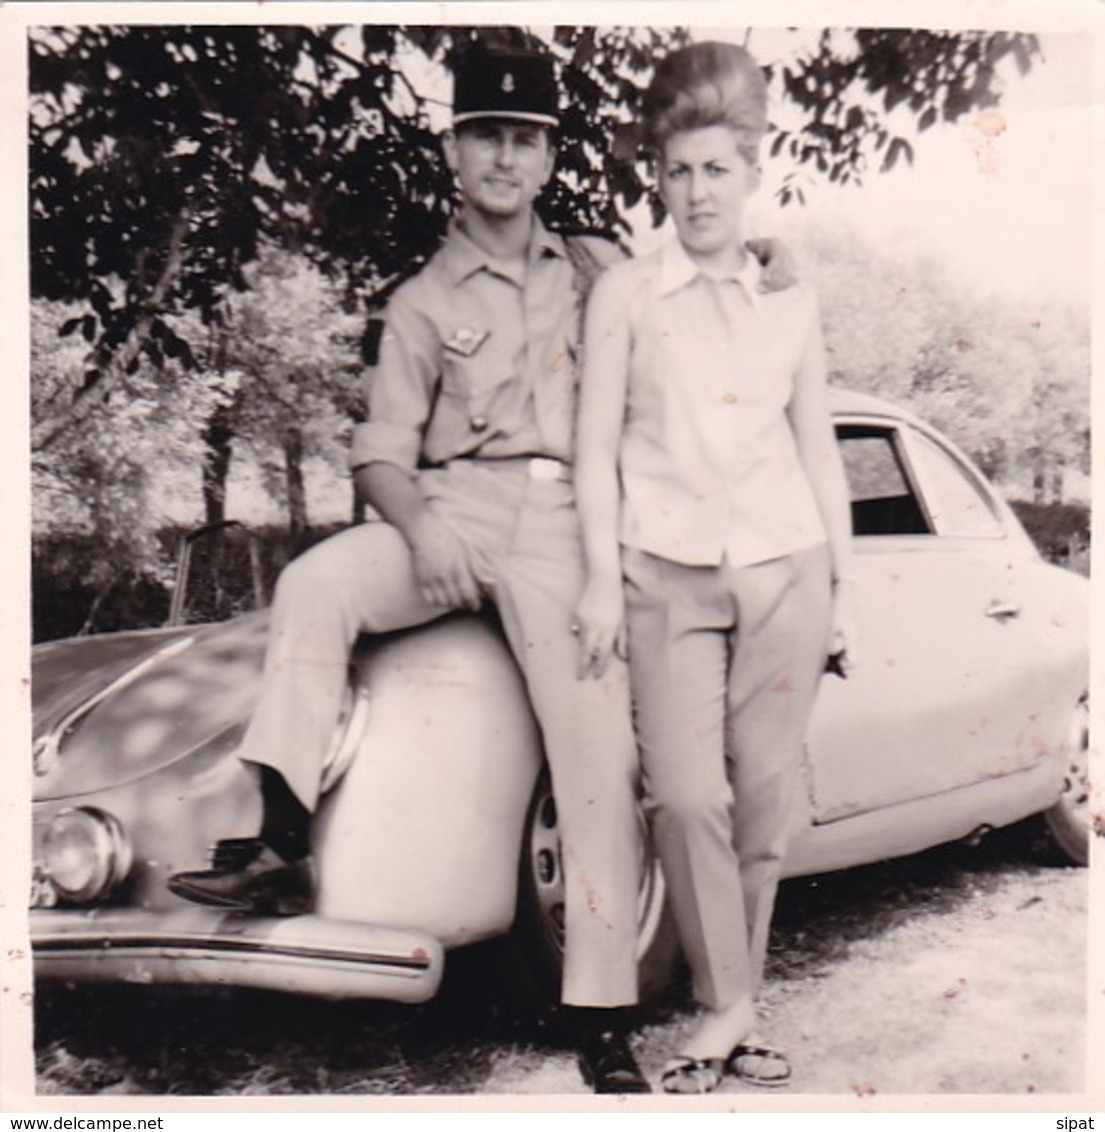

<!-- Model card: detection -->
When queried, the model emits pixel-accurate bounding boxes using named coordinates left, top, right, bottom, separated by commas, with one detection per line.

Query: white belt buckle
left=528, top=457, right=567, bottom=482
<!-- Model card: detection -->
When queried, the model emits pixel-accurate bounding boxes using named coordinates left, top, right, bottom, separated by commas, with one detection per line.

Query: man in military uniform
left=171, top=44, right=652, bottom=1093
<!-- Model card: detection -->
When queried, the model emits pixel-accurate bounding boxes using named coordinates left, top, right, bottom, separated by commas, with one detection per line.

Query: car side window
left=836, top=425, right=933, bottom=536
left=906, top=429, right=1005, bottom=538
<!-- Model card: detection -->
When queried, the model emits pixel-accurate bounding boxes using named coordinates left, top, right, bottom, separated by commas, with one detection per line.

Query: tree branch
left=32, top=209, right=192, bottom=453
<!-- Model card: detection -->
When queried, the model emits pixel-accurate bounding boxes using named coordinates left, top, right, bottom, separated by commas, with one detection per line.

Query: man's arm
left=747, top=236, right=798, bottom=293
left=350, top=291, right=483, bottom=611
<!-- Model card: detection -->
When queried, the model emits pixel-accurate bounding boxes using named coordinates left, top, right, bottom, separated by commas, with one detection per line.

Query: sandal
left=726, top=1042, right=792, bottom=1088
left=660, top=1055, right=726, bottom=1095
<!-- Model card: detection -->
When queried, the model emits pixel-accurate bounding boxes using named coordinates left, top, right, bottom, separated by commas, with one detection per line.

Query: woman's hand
left=828, top=576, right=861, bottom=675
left=572, top=576, right=626, bottom=680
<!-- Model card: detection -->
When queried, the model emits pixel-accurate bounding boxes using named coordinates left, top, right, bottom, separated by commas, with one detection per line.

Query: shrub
left=32, top=521, right=347, bottom=643
left=1008, top=499, right=1090, bottom=569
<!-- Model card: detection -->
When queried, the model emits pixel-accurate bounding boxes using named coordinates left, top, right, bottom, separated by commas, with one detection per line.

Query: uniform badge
left=502, top=72, right=515, bottom=93
left=444, top=327, right=490, bottom=357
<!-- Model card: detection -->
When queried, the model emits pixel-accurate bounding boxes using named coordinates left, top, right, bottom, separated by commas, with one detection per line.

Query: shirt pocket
left=427, top=352, right=517, bottom=459
left=441, top=348, right=513, bottom=400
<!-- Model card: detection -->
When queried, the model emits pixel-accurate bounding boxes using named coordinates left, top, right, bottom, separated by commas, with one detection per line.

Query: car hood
left=32, top=611, right=271, bottom=801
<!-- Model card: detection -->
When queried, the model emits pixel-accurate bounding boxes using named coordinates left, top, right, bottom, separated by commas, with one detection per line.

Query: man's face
left=445, top=120, right=555, bottom=219
left=659, top=125, right=760, bottom=265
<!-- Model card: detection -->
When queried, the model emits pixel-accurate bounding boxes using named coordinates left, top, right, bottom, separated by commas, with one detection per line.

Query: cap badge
left=502, top=72, right=516, bottom=93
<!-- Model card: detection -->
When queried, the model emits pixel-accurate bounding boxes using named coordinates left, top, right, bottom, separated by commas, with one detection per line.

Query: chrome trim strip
left=34, top=933, right=432, bottom=971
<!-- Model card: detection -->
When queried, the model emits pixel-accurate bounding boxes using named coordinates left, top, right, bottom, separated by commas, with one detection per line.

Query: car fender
left=313, top=612, right=545, bottom=950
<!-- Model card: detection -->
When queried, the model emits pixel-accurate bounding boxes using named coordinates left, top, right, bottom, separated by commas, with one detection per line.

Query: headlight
left=40, top=807, right=133, bottom=906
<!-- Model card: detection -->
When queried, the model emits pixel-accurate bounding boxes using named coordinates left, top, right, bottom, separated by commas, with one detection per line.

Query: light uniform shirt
left=349, top=218, right=615, bottom=473
left=615, top=239, right=827, bottom=569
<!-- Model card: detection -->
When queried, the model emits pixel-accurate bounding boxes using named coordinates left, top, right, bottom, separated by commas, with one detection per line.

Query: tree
left=208, top=245, right=364, bottom=539
left=798, top=221, right=1090, bottom=501
left=28, top=23, right=1042, bottom=453
left=31, top=299, right=231, bottom=626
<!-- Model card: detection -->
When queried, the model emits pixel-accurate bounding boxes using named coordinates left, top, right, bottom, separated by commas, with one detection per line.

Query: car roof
left=828, top=386, right=924, bottom=426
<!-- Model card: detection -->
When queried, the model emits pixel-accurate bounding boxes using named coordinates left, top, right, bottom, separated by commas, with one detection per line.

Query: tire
left=509, top=767, right=681, bottom=1013
left=1040, top=691, right=1089, bottom=866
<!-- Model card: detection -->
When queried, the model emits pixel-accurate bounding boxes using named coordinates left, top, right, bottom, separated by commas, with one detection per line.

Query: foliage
left=28, top=23, right=1041, bottom=452
left=1008, top=500, right=1090, bottom=567
left=800, top=223, right=1089, bottom=502
left=32, top=520, right=345, bottom=642
left=195, top=244, right=364, bottom=533
left=760, top=29, right=1039, bottom=205
left=31, top=243, right=361, bottom=614
left=31, top=300, right=231, bottom=613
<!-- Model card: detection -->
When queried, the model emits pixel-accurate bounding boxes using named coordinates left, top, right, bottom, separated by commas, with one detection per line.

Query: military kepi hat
left=453, top=47, right=559, bottom=128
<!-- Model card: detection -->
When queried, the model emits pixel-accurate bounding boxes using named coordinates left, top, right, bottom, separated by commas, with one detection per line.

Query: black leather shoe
left=578, top=1029, right=652, bottom=1094
left=168, top=838, right=313, bottom=915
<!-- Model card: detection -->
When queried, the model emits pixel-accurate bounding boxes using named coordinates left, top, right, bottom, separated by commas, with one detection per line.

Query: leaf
left=881, top=137, right=913, bottom=173
left=884, top=83, right=909, bottom=114
left=919, top=106, right=938, bottom=131
left=89, top=282, right=114, bottom=318
left=59, top=317, right=82, bottom=338
left=612, top=121, right=641, bottom=164
left=177, top=338, right=198, bottom=370
left=81, top=314, right=97, bottom=342
left=144, top=339, right=164, bottom=368
left=1012, top=36, right=1036, bottom=76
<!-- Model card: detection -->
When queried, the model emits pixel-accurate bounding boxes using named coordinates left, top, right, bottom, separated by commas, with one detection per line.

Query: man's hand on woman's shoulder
left=747, top=236, right=799, bottom=294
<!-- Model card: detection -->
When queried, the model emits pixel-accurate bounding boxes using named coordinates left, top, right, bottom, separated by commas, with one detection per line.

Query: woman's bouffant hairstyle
left=642, top=41, right=769, bottom=163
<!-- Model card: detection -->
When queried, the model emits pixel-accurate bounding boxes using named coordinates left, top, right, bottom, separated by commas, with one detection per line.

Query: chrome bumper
left=31, top=907, right=444, bottom=1003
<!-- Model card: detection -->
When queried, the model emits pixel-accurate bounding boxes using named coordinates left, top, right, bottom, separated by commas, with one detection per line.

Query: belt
left=525, top=457, right=572, bottom=482
left=460, top=456, right=572, bottom=483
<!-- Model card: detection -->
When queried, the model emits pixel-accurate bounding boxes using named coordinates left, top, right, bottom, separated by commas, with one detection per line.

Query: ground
left=486, top=861, right=1089, bottom=1096
left=33, top=822, right=1093, bottom=1099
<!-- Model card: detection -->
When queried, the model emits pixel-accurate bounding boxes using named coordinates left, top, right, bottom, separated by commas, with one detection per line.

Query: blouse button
left=470, top=415, right=489, bottom=431
left=722, top=392, right=739, bottom=405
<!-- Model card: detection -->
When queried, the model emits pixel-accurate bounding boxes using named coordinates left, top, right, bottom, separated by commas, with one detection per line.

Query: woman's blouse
left=610, top=238, right=827, bottom=569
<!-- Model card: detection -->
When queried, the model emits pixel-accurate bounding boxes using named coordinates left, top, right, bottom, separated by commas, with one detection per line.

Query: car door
left=805, top=417, right=1055, bottom=822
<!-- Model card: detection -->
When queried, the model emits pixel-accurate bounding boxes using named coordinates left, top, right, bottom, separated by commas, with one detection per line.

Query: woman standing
left=573, top=41, right=859, bottom=1094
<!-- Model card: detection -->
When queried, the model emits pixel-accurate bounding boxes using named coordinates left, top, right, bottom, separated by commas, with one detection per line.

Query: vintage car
left=30, top=390, right=1090, bottom=1009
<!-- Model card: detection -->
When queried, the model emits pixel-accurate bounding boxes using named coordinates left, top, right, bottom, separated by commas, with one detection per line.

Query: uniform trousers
left=238, top=460, right=641, bottom=1007
left=623, top=542, right=832, bottom=1010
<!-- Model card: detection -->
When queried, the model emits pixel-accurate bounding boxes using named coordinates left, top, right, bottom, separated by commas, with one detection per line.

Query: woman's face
left=658, top=125, right=760, bottom=266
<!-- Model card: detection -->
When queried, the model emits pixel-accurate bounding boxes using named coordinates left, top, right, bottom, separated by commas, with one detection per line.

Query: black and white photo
left=2, top=2, right=1098, bottom=1111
